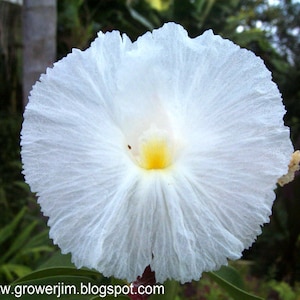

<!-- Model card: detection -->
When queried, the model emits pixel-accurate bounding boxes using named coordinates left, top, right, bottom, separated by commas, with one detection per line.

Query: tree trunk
left=22, top=0, right=57, bottom=108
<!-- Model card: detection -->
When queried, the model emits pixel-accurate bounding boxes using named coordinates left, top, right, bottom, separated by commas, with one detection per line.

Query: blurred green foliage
left=0, top=114, right=28, bottom=226
left=0, top=0, right=300, bottom=295
left=268, top=280, right=297, bottom=300
left=0, top=207, right=54, bottom=284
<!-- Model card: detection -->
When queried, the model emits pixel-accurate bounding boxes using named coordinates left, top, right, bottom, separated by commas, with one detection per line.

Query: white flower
left=21, top=22, right=293, bottom=283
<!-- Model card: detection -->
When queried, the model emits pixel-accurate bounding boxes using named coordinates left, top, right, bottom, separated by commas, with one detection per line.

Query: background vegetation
left=0, top=0, right=299, bottom=299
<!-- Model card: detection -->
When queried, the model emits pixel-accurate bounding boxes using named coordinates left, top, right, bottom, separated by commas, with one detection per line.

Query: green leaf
left=38, top=251, right=75, bottom=269
left=0, top=264, right=32, bottom=282
left=22, top=230, right=50, bottom=249
left=207, top=268, right=263, bottom=300
left=13, top=267, right=101, bottom=284
left=0, top=207, right=26, bottom=245
left=127, top=7, right=154, bottom=29
left=13, top=181, right=31, bottom=192
left=213, top=265, right=245, bottom=289
left=197, top=0, right=216, bottom=24
left=22, top=246, right=53, bottom=255
left=13, top=230, right=53, bottom=262
left=1, top=221, right=38, bottom=263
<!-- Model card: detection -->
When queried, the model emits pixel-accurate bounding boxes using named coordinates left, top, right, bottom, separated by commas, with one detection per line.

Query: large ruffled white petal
left=21, top=22, right=293, bottom=283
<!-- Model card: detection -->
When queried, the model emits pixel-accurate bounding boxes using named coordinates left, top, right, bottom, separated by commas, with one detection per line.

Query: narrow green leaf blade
left=213, top=265, right=245, bottom=289
left=22, top=230, right=51, bottom=249
left=0, top=264, right=32, bottom=283
left=13, top=267, right=101, bottom=284
left=127, top=7, right=154, bottom=29
left=2, top=221, right=38, bottom=263
left=0, top=207, right=26, bottom=246
left=207, top=270, right=263, bottom=300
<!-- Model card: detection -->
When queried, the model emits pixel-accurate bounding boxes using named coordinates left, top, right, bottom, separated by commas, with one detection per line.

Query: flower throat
left=129, top=125, right=173, bottom=170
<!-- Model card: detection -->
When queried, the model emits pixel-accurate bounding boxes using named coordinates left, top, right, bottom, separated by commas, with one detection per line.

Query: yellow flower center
left=139, top=136, right=172, bottom=170
left=127, top=125, right=173, bottom=170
